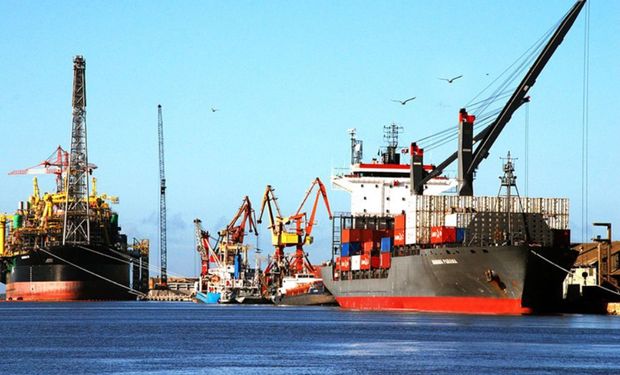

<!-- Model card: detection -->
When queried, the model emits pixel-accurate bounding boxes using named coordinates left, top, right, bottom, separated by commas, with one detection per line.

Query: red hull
left=7, top=281, right=106, bottom=301
left=336, top=296, right=532, bottom=315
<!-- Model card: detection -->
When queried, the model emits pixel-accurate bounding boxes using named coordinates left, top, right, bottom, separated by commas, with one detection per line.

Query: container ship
left=321, top=0, right=586, bottom=314
left=0, top=56, right=149, bottom=301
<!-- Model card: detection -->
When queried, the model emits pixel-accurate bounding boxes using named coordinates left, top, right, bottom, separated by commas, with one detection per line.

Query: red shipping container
left=371, top=256, right=381, bottom=269
left=380, top=252, right=391, bottom=269
left=342, top=229, right=361, bottom=243
left=362, top=241, right=374, bottom=253
left=339, top=256, right=351, bottom=271
left=394, top=214, right=406, bottom=230
left=431, top=226, right=457, bottom=244
left=394, top=228, right=406, bottom=246
left=374, top=229, right=394, bottom=240
left=335, top=256, right=341, bottom=271
left=360, top=254, right=371, bottom=270
left=360, top=229, right=373, bottom=242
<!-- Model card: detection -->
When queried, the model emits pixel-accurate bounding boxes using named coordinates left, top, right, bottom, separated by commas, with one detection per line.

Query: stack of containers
left=360, top=229, right=373, bottom=271
left=342, top=228, right=362, bottom=271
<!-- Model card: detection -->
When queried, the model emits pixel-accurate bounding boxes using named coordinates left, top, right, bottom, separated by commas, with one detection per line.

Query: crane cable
left=581, top=1, right=590, bottom=242
left=37, top=247, right=146, bottom=297
left=414, top=17, right=562, bottom=153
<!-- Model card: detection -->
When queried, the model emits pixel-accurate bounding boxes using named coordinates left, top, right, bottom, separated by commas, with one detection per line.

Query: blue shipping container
left=342, top=242, right=361, bottom=257
left=456, top=228, right=466, bottom=243
left=380, top=237, right=392, bottom=253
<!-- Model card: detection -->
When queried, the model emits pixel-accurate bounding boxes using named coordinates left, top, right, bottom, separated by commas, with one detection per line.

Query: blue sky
left=1, top=0, right=618, bottom=280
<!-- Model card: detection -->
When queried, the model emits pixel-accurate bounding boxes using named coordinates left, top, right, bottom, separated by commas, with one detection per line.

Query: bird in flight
left=391, top=97, right=416, bottom=105
left=211, top=107, right=218, bottom=112
left=438, top=75, right=463, bottom=83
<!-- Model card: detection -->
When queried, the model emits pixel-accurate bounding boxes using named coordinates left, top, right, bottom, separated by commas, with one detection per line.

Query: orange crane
left=194, top=196, right=258, bottom=293
left=219, top=196, right=258, bottom=247
left=257, top=177, right=333, bottom=287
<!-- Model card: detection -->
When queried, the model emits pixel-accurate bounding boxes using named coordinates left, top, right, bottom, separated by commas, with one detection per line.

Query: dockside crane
left=257, top=177, right=333, bottom=289
left=410, top=0, right=587, bottom=197
left=158, top=104, right=168, bottom=288
left=193, top=218, right=220, bottom=292
left=219, top=196, right=258, bottom=246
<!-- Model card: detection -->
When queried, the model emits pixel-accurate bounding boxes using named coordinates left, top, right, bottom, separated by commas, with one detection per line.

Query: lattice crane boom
left=63, top=55, right=90, bottom=245
left=158, top=104, right=168, bottom=287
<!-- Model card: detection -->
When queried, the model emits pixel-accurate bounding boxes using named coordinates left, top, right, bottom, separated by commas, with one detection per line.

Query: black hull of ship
left=1, top=245, right=138, bottom=301
left=322, top=245, right=577, bottom=314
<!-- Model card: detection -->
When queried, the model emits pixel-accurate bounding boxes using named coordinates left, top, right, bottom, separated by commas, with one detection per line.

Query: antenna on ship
left=382, top=122, right=403, bottom=164
left=63, top=55, right=91, bottom=245
left=348, top=128, right=363, bottom=165
left=497, top=152, right=527, bottom=245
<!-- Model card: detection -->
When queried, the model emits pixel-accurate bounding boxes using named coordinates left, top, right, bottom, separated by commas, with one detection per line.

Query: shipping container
left=431, top=226, right=457, bottom=244
left=360, top=229, right=373, bottom=242
left=380, top=237, right=393, bottom=252
left=342, top=229, right=361, bottom=243
left=360, top=254, right=371, bottom=270
left=371, top=256, right=381, bottom=268
left=351, top=255, right=361, bottom=271
left=394, top=214, right=406, bottom=230
left=339, top=256, right=351, bottom=271
left=362, top=241, right=374, bottom=253
left=380, top=252, right=391, bottom=269
left=456, top=228, right=466, bottom=243
left=394, top=228, right=406, bottom=246
left=341, top=242, right=361, bottom=257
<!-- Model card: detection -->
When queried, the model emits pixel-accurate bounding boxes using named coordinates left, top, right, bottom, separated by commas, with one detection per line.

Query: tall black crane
left=411, top=0, right=587, bottom=196
left=158, top=105, right=168, bottom=287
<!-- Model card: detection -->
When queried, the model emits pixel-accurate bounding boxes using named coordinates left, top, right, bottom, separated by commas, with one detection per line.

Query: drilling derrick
left=63, top=55, right=90, bottom=245
left=158, top=105, right=168, bottom=287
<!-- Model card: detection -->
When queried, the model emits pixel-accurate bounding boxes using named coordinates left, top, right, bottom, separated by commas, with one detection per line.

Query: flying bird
left=211, top=107, right=218, bottom=112
left=438, top=75, right=463, bottom=83
left=391, top=97, right=416, bottom=105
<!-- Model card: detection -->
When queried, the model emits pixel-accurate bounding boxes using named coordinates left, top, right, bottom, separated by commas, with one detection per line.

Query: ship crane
left=410, top=0, right=587, bottom=196
left=257, top=177, right=333, bottom=287
left=219, top=196, right=258, bottom=246
left=193, top=219, right=221, bottom=292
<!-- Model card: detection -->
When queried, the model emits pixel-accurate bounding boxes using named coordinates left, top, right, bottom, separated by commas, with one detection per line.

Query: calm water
left=0, top=302, right=619, bottom=374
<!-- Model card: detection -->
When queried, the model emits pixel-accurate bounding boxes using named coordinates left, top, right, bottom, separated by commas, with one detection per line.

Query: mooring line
left=38, top=247, right=146, bottom=297
left=531, top=250, right=620, bottom=297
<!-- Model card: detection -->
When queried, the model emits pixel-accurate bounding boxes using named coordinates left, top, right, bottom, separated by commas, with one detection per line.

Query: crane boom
left=158, top=104, right=168, bottom=287
left=466, top=0, right=587, bottom=181
left=413, top=0, right=587, bottom=195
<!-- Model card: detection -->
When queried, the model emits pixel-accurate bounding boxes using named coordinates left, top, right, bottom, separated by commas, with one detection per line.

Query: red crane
left=258, top=177, right=333, bottom=284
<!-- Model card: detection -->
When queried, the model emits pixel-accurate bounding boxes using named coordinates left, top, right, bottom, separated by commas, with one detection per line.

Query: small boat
left=272, top=273, right=336, bottom=306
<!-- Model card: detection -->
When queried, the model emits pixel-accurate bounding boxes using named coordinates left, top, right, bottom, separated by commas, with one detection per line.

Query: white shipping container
left=351, top=255, right=361, bottom=271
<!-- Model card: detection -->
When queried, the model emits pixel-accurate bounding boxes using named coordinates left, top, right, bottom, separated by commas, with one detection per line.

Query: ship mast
left=63, top=55, right=90, bottom=245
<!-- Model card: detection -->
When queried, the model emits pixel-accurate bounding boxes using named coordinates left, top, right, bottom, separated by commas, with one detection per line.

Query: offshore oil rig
left=0, top=56, right=149, bottom=301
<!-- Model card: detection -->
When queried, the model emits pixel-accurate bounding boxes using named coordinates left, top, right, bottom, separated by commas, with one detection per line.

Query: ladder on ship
left=332, top=213, right=348, bottom=262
